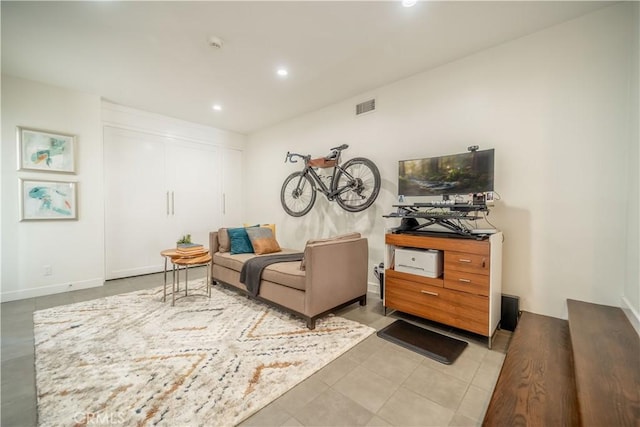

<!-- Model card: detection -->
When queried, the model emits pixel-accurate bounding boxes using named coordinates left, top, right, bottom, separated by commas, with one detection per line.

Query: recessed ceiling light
left=402, top=0, right=417, bottom=7
left=212, top=104, right=222, bottom=111
left=276, top=68, right=289, bottom=77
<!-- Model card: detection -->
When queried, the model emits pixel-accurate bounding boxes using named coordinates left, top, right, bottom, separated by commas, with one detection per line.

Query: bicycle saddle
left=326, top=144, right=349, bottom=159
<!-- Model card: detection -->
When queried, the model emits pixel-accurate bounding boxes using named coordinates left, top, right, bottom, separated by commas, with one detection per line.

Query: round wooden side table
left=160, top=248, right=182, bottom=303
left=170, top=252, right=212, bottom=306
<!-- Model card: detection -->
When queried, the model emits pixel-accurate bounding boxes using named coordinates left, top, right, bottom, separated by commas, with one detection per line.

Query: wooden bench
left=482, top=311, right=580, bottom=426
left=484, top=301, right=639, bottom=427
left=567, top=299, right=639, bottom=426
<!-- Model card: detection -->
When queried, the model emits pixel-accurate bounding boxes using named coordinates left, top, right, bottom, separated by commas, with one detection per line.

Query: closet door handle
left=171, top=191, right=175, bottom=215
left=166, top=191, right=170, bottom=215
left=222, top=193, right=226, bottom=215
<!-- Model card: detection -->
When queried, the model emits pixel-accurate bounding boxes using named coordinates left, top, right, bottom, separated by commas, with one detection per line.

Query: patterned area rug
left=34, top=281, right=374, bottom=426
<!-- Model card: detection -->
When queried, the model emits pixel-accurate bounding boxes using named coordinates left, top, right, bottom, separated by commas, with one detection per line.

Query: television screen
left=398, top=149, right=494, bottom=196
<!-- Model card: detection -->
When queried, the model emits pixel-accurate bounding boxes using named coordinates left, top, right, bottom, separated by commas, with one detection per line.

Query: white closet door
left=166, top=140, right=221, bottom=248
left=104, top=127, right=169, bottom=279
left=221, top=147, right=244, bottom=226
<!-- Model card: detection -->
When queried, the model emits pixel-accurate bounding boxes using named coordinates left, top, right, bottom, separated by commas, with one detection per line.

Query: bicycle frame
left=295, top=154, right=357, bottom=201
left=282, top=145, right=380, bottom=216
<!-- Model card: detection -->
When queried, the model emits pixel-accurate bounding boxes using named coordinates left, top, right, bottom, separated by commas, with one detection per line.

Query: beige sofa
left=209, top=230, right=368, bottom=329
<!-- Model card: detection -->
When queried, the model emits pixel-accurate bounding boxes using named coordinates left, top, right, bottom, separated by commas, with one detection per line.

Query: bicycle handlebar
left=285, top=144, right=349, bottom=164
left=285, top=152, right=310, bottom=164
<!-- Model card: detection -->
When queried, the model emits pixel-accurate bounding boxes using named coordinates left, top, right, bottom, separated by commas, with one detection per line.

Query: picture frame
left=17, top=127, right=76, bottom=173
left=19, top=179, right=77, bottom=221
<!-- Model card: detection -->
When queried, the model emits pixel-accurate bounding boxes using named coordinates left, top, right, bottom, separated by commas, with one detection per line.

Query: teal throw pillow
left=228, top=227, right=254, bottom=254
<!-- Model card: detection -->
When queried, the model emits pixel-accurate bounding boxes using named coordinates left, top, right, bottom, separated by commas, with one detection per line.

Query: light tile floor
left=1, top=269, right=511, bottom=426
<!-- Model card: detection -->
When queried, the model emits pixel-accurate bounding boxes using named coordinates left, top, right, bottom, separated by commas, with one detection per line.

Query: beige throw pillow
left=218, top=228, right=230, bottom=253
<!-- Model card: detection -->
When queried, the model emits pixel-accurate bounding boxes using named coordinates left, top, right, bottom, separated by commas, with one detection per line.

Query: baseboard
left=367, top=281, right=380, bottom=296
left=106, top=265, right=162, bottom=280
left=620, top=296, right=640, bottom=336
left=1, top=278, right=103, bottom=302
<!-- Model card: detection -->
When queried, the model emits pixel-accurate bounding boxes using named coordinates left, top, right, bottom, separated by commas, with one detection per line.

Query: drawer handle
left=458, top=278, right=471, bottom=283
left=458, top=259, right=472, bottom=263
left=420, top=290, right=439, bottom=296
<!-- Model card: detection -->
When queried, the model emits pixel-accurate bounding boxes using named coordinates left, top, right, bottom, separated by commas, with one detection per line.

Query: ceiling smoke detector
left=209, top=36, right=224, bottom=49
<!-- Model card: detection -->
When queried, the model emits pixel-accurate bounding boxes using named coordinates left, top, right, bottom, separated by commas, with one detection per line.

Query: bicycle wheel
left=333, top=157, right=381, bottom=212
left=281, top=171, right=317, bottom=217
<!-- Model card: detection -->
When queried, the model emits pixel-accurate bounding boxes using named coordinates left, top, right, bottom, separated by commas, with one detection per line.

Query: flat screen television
left=398, top=149, right=494, bottom=197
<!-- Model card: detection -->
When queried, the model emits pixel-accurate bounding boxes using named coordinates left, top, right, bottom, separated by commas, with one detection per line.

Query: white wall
left=623, top=2, right=640, bottom=332
left=1, top=77, right=247, bottom=302
left=245, top=3, right=639, bottom=320
left=1, top=74, right=104, bottom=301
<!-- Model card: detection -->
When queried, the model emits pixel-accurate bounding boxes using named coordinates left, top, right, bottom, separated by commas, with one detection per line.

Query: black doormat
left=377, top=320, right=468, bottom=365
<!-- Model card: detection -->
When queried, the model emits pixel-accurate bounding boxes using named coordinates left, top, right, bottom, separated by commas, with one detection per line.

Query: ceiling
left=2, top=1, right=612, bottom=135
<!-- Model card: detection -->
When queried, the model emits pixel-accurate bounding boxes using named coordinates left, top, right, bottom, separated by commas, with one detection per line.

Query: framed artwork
left=17, top=127, right=76, bottom=173
left=19, top=179, right=77, bottom=221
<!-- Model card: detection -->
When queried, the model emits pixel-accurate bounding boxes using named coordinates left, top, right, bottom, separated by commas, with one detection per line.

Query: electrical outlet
left=485, top=191, right=495, bottom=206
left=43, top=265, right=52, bottom=276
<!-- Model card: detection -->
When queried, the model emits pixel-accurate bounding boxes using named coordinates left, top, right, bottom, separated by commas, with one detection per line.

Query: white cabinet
left=166, top=140, right=221, bottom=247
left=221, top=147, right=244, bottom=225
left=104, top=126, right=222, bottom=280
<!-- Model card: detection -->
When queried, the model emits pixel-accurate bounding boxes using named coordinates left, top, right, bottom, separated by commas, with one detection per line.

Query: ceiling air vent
left=356, top=99, right=376, bottom=116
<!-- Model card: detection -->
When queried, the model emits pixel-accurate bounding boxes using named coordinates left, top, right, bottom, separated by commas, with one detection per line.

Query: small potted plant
left=177, top=234, right=192, bottom=245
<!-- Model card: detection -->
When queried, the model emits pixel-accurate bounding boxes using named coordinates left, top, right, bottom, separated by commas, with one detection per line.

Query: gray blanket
left=240, top=252, right=304, bottom=297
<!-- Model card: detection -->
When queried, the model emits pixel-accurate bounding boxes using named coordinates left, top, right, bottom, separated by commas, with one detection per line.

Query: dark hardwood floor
left=484, top=300, right=639, bottom=427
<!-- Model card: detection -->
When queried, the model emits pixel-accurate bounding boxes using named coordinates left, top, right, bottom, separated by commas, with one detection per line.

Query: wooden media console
left=384, top=232, right=503, bottom=348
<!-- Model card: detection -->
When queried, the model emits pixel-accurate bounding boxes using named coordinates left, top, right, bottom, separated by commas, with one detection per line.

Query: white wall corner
left=621, top=295, right=640, bottom=336
left=368, top=281, right=381, bottom=297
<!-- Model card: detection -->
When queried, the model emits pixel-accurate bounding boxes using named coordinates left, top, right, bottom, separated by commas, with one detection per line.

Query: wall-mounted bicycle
left=281, top=144, right=381, bottom=217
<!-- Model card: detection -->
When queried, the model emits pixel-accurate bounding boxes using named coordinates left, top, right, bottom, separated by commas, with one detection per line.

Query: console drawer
left=444, top=270, right=489, bottom=296
left=385, top=277, right=489, bottom=336
left=445, top=251, right=489, bottom=275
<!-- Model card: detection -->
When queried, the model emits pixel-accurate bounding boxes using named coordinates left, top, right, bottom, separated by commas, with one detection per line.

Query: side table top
left=172, top=253, right=212, bottom=266
left=161, top=248, right=209, bottom=258
left=161, top=249, right=181, bottom=257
